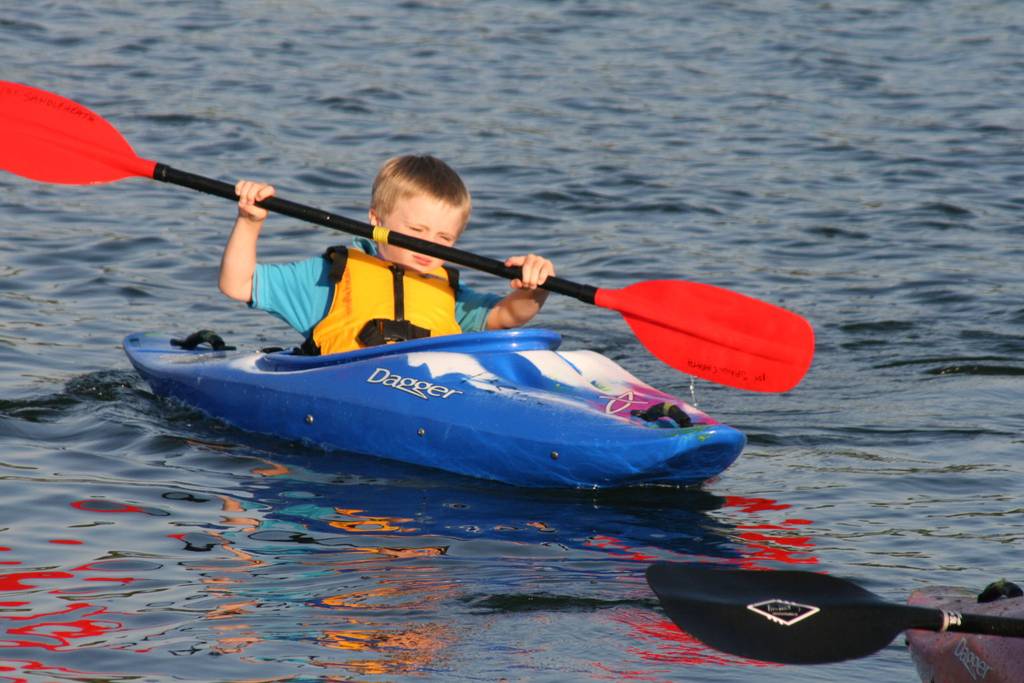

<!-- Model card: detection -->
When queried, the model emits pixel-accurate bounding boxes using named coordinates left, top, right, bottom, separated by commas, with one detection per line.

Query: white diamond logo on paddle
left=746, top=599, right=821, bottom=626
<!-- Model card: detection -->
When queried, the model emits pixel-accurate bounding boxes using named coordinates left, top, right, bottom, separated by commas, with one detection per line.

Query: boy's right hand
left=235, top=180, right=275, bottom=222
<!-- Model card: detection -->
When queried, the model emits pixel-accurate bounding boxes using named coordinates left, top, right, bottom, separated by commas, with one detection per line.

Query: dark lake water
left=2, top=2, right=1022, bottom=681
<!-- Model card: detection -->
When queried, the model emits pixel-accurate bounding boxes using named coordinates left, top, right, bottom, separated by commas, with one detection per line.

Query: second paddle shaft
left=154, top=164, right=598, bottom=304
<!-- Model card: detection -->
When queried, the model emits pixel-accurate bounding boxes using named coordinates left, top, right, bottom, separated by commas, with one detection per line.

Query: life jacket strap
left=390, top=264, right=406, bottom=320
left=298, top=337, right=321, bottom=356
left=443, top=264, right=460, bottom=293
left=325, top=245, right=350, bottom=283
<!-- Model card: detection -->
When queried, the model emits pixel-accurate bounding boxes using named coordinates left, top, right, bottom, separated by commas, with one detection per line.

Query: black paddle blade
left=646, top=563, right=924, bottom=665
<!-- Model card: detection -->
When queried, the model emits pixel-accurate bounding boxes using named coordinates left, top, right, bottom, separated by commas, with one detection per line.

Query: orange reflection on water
left=356, top=545, right=447, bottom=559
left=173, top=496, right=269, bottom=658
left=316, top=621, right=453, bottom=676
left=322, top=586, right=415, bottom=611
left=328, top=509, right=419, bottom=534
left=322, top=569, right=458, bottom=612
left=315, top=562, right=460, bottom=675
left=185, top=440, right=291, bottom=479
left=250, top=459, right=290, bottom=478
left=218, top=495, right=261, bottom=530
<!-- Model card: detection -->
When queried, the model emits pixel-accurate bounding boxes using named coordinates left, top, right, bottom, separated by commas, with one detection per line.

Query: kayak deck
left=123, top=329, right=746, bottom=488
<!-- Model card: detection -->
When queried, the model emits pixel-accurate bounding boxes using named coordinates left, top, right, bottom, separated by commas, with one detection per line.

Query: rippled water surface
left=2, top=2, right=1022, bottom=681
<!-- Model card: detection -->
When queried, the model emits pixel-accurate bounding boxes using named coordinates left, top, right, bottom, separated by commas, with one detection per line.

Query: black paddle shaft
left=154, top=164, right=598, bottom=304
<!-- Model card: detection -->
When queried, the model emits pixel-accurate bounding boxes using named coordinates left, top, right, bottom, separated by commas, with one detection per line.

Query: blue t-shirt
left=251, top=238, right=501, bottom=338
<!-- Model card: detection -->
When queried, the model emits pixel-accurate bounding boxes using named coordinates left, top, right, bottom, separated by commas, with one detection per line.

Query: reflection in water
left=613, top=609, right=777, bottom=669
left=0, top=510, right=151, bottom=680
left=723, top=496, right=818, bottom=569
left=0, top=448, right=818, bottom=678
left=0, top=379, right=817, bottom=681
left=182, top=454, right=819, bottom=673
left=317, top=571, right=457, bottom=677
left=328, top=509, right=420, bottom=534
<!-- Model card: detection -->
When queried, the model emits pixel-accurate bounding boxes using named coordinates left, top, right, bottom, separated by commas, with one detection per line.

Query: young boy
left=219, top=155, right=555, bottom=355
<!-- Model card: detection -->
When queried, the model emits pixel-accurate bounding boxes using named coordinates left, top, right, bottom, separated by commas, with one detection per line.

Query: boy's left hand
left=504, top=254, right=555, bottom=291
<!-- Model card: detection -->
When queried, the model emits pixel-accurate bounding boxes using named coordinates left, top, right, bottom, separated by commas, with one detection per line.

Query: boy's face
left=371, top=193, right=466, bottom=274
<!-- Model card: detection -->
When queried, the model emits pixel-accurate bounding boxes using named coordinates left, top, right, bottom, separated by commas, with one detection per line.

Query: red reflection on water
left=581, top=496, right=817, bottom=569
left=0, top=658, right=85, bottom=683
left=613, top=609, right=777, bottom=669
left=0, top=572, right=75, bottom=592
left=591, top=660, right=666, bottom=682
left=723, top=496, right=790, bottom=514
left=585, top=494, right=818, bottom=671
left=0, top=558, right=134, bottom=681
left=722, top=496, right=818, bottom=568
left=0, top=548, right=18, bottom=568
left=585, top=535, right=658, bottom=562
left=0, top=517, right=138, bottom=672
left=4, top=603, right=122, bottom=650
left=70, top=500, right=148, bottom=514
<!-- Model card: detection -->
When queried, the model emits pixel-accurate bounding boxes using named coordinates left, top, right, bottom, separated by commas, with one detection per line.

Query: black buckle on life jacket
left=356, top=318, right=431, bottom=347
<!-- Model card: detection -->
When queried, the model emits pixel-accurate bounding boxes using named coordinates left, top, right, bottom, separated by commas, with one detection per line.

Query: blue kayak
left=123, top=329, right=745, bottom=488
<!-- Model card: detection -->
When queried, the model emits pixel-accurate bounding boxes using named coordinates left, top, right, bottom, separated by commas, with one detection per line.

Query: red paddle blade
left=596, top=280, right=814, bottom=392
left=0, top=81, right=155, bottom=184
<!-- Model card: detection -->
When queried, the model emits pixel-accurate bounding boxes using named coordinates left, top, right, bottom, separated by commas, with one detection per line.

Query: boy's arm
left=485, top=254, right=554, bottom=329
left=219, top=180, right=276, bottom=303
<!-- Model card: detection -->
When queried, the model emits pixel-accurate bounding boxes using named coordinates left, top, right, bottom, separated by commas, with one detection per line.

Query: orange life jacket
left=309, top=246, right=461, bottom=356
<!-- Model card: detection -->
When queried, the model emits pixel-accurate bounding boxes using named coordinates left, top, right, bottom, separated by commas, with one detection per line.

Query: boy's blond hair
left=371, top=155, right=472, bottom=229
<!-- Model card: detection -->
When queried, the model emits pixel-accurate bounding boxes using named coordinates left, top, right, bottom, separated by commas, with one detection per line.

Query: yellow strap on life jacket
left=311, top=247, right=461, bottom=355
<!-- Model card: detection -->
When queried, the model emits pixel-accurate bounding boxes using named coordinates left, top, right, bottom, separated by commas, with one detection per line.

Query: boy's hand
left=485, top=254, right=556, bottom=330
left=504, top=254, right=555, bottom=291
left=235, top=180, right=275, bottom=222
